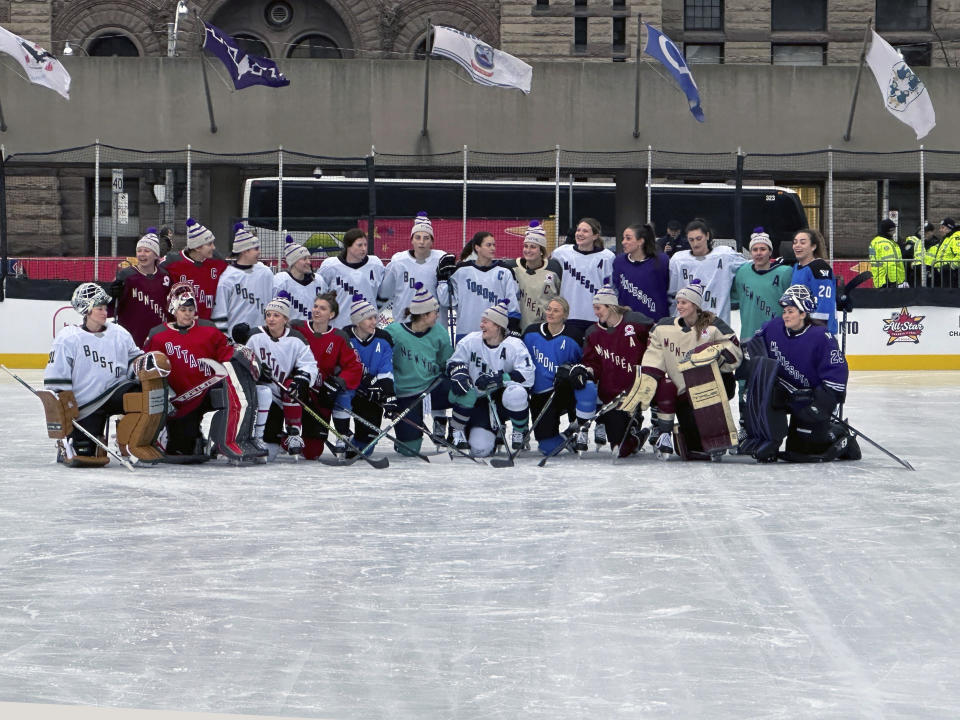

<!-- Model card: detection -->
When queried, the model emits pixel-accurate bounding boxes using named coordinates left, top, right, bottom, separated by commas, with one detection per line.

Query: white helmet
left=71, top=282, right=111, bottom=315
left=779, top=284, right=817, bottom=314
left=167, top=281, right=197, bottom=315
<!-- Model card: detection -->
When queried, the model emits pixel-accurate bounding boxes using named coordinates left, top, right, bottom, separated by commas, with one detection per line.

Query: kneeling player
left=43, top=282, right=168, bottom=466
left=144, top=282, right=257, bottom=461
left=245, top=294, right=318, bottom=460
left=446, top=300, right=535, bottom=456
left=740, top=285, right=860, bottom=463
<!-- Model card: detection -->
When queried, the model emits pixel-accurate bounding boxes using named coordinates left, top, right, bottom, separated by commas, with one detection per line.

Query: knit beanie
left=748, top=227, right=772, bottom=251
left=136, top=227, right=160, bottom=256
left=349, top=293, right=377, bottom=325
left=408, top=281, right=440, bottom=315
left=482, top=299, right=510, bottom=329
left=523, top=220, right=547, bottom=248
left=185, top=218, right=215, bottom=250
left=411, top=211, right=434, bottom=238
left=283, top=235, right=311, bottom=267
left=232, top=223, right=260, bottom=254
left=265, top=293, right=292, bottom=319
left=592, top=285, right=619, bottom=307
left=675, top=280, right=705, bottom=309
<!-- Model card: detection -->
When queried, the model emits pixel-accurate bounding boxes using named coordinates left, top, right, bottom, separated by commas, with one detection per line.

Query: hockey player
left=446, top=299, right=536, bottom=456
left=437, top=231, right=521, bottom=340
left=212, top=224, right=275, bottom=340
left=790, top=228, right=838, bottom=333
left=160, top=218, right=228, bottom=321
left=668, top=218, right=748, bottom=324
left=289, top=292, right=364, bottom=460
left=621, top=280, right=742, bottom=459
left=504, top=221, right=562, bottom=328
left=245, top=294, right=318, bottom=460
left=611, top=223, right=670, bottom=321
left=273, top=236, right=326, bottom=322
left=144, top=282, right=254, bottom=461
left=384, top=282, right=454, bottom=456
left=739, top=285, right=860, bottom=463
left=108, top=227, right=171, bottom=347
left=551, top=217, right=615, bottom=332
left=523, top=297, right=598, bottom=456
left=378, top=211, right=451, bottom=327
left=43, top=283, right=164, bottom=466
left=580, top=286, right=653, bottom=456
left=339, top=294, right=397, bottom=455
left=318, top=229, right=385, bottom=330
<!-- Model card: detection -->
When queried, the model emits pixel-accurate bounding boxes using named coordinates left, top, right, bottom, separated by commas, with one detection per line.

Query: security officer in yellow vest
left=932, top=217, right=960, bottom=288
left=903, top=222, right=934, bottom=287
left=869, top=219, right=906, bottom=288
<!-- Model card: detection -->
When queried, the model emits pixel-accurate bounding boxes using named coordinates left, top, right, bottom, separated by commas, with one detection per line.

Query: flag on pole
left=0, top=24, right=70, bottom=99
left=201, top=21, right=289, bottom=90
left=431, top=25, right=532, bottom=94
left=643, top=23, right=704, bottom=122
left=864, top=30, right=935, bottom=140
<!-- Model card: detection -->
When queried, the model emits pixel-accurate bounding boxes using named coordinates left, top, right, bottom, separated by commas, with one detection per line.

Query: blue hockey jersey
left=522, top=323, right=586, bottom=394
left=792, top=259, right=837, bottom=333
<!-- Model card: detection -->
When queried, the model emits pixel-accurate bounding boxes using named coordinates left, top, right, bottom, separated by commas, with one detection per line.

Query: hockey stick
left=399, top=414, right=487, bottom=464
left=486, top=394, right=514, bottom=467
left=1, top=364, right=136, bottom=472
left=490, top=389, right=557, bottom=468
left=170, top=360, right=228, bottom=406
left=836, top=270, right=870, bottom=418
left=831, top=414, right=914, bottom=471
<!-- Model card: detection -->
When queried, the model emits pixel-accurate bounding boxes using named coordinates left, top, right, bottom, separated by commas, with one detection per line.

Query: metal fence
left=2, top=142, right=957, bottom=286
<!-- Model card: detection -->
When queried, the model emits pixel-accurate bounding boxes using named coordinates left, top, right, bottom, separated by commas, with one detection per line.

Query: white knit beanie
left=185, top=218, right=215, bottom=250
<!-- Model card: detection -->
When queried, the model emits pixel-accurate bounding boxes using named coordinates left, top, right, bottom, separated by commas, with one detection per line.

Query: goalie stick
left=1, top=364, right=135, bottom=472
left=831, top=414, right=914, bottom=471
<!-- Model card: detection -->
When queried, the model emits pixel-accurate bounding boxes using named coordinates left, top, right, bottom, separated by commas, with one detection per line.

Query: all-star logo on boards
left=472, top=44, right=495, bottom=78
left=886, top=61, right=925, bottom=113
left=882, top=307, right=924, bottom=345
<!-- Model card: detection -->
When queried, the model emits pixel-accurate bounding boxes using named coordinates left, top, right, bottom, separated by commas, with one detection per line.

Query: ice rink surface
left=0, top=369, right=958, bottom=720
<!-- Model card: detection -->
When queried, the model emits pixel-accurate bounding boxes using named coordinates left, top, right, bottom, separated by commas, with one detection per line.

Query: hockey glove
left=288, top=370, right=311, bottom=400
left=554, top=364, right=572, bottom=387
left=568, top=364, right=591, bottom=391
left=620, top=373, right=657, bottom=413
left=258, top=362, right=273, bottom=384
left=448, top=363, right=472, bottom=396
left=436, top=253, right=457, bottom=282
left=475, top=372, right=507, bottom=392
left=133, top=351, right=171, bottom=379
left=507, top=316, right=522, bottom=339
left=323, top=375, right=348, bottom=395
left=231, top=322, right=252, bottom=345
left=377, top=378, right=398, bottom=417
left=685, top=343, right=721, bottom=366
left=359, top=374, right=382, bottom=402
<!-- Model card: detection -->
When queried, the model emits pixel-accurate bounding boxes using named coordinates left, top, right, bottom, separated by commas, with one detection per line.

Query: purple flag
left=202, top=21, right=289, bottom=90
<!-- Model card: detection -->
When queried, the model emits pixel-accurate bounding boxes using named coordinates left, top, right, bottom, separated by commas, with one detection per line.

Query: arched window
left=87, top=33, right=140, bottom=57
left=234, top=33, right=271, bottom=58
left=287, top=34, right=341, bottom=59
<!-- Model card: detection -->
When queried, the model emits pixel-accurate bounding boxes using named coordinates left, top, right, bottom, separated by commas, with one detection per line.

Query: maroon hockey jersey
left=582, top=312, right=653, bottom=403
left=109, top=264, right=171, bottom=347
left=160, top=250, right=228, bottom=321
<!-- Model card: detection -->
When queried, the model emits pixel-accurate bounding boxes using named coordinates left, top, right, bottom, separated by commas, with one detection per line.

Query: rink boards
left=1, top=297, right=959, bottom=370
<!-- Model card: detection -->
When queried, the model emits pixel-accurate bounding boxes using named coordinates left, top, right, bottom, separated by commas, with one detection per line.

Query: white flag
left=864, top=30, right=934, bottom=140
left=431, top=25, right=532, bottom=94
left=0, top=24, right=70, bottom=100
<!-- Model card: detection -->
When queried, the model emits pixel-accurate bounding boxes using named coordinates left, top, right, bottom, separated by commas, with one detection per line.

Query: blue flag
left=643, top=23, right=704, bottom=122
left=202, top=21, right=289, bottom=90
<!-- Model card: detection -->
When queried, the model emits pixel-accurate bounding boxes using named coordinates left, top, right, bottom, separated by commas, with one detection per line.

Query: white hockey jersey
left=448, top=332, right=535, bottom=388
left=436, top=262, right=521, bottom=337
left=378, top=249, right=446, bottom=322
left=43, top=322, right=142, bottom=417
left=212, top=262, right=275, bottom=334
left=550, top=244, right=615, bottom=323
left=272, top=271, right=327, bottom=323
left=245, top=326, right=318, bottom=403
left=318, top=255, right=386, bottom=329
left=668, top=246, right=749, bottom=323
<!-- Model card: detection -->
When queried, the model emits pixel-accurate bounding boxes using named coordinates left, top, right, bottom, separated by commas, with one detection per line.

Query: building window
left=896, top=42, right=932, bottom=67
left=772, top=44, right=825, bottom=66
left=684, top=0, right=723, bottom=31
left=536, top=0, right=549, bottom=6
left=574, top=17, right=587, bottom=49
left=786, top=184, right=822, bottom=232
left=234, top=34, right=271, bottom=58
left=771, top=0, right=826, bottom=31
left=287, top=34, right=342, bottom=59
left=87, top=33, right=139, bottom=57
left=685, top=43, right=723, bottom=64
left=613, top=0, right=626, bottom=6
left=575, top=0, right=587, bottom=6
left=876, top=0, right=929, bottom=31
left=613, top=17, right=626, bottom=54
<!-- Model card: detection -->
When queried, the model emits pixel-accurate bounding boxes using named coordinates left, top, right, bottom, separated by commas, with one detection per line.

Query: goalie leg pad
left=208, top=383, right=244, bottom=461
left=38, top=389, right=79, bottom=439
left=741, top=356, right=788, bottom=457
left=117, top=383, right=169, bottom=462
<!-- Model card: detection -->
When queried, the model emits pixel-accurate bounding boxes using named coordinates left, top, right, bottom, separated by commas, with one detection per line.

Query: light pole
left=167, top=0, right=190, bottom=57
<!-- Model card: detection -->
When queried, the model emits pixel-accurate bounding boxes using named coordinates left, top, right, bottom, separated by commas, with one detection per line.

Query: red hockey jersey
left=289, top=320, right=364, bottom=391
left=160, top=250, right=228, bottom=321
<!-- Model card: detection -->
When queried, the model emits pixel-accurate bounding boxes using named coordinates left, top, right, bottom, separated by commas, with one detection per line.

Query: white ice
left=0, top=369, right=959, bottom=719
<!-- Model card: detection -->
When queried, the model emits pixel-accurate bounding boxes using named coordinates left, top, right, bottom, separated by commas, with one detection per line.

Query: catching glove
left=620, top=373, right=657, bottom=413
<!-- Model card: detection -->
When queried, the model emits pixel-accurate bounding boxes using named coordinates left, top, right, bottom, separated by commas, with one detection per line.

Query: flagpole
left=421, top=17, right=432, bottom=137
left=0, top=94, right=6, bottom=132
left=633, top=14, right=642, bottom=139
left=195, top=11, right=218, bottom=134
left=842, top=17, right=872, bottom=143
